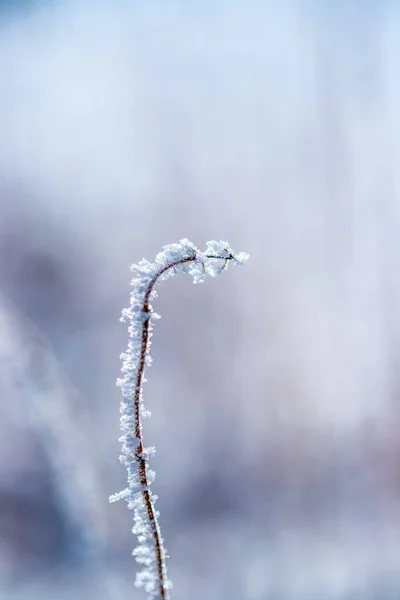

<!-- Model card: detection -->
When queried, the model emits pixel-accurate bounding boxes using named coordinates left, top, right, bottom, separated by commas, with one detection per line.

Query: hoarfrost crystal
left=110, top=239, right=248, bottom=599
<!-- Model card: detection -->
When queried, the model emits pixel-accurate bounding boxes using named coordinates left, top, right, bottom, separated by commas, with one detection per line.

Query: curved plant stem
left=111, top=240, right=248, bottom=599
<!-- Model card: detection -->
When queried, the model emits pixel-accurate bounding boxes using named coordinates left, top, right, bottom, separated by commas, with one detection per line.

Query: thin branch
left=110, top=240, right=249, bottom=599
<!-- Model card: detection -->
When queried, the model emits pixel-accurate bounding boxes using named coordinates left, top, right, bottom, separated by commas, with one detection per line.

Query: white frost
left=109, top=239, right=248, bottom=598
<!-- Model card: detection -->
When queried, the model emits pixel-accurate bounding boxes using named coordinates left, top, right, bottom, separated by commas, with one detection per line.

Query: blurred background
left=0, top=0, right=400, bottom=598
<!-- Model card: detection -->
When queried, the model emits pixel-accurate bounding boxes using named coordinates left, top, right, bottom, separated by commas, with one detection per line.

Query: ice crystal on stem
left=110, top=239, right=249, bottom=599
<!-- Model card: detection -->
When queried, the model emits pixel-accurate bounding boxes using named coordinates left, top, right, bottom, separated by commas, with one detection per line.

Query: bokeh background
left=1, top=1, right=400, bottom=598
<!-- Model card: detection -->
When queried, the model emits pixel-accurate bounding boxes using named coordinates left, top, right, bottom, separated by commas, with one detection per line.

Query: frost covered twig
left=109, top=239, right=248, bottom=599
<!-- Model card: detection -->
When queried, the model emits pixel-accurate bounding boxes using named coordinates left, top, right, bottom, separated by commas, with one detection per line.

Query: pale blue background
left=0, top=1, right=399, bottom=599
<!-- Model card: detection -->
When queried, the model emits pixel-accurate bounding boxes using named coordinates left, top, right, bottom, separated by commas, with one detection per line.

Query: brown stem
left=132, top=253, right=233, bottom=598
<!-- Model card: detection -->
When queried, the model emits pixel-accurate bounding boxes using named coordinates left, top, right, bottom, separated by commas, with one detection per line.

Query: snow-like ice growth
left=109, top=240, right=248, bottom=598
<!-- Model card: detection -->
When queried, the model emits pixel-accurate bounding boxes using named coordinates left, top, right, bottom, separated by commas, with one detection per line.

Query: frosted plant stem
left=110, top=240, right=248, bottom=599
